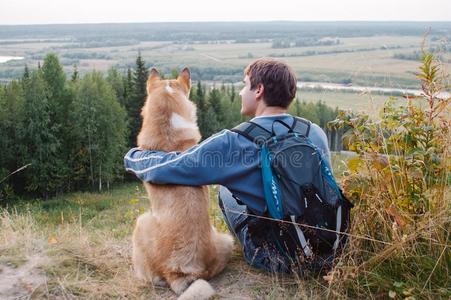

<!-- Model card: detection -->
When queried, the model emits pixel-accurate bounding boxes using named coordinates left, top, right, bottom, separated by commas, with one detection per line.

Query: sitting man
left=124, top=58, right=337, bottom=274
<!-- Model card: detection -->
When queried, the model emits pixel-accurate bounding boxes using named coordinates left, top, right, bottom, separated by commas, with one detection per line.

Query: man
left=124, top=58, right=331, bottom=273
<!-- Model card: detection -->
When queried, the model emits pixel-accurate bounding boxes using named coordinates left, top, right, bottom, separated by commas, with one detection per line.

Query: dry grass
left=0, top=184, right=337, bottom=299
left=1, top=133, right=448, bottom=299
left=327, top=54, right=451, bottom=299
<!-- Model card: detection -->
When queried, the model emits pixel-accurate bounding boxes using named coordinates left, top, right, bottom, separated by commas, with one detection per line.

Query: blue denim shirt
left=124, top=114, right=331, bottom=214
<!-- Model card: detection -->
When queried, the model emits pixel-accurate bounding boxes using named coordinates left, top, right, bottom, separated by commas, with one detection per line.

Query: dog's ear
left=147, top=68, right=161, bottom=93
left=177, top=67, right=191, bottom=94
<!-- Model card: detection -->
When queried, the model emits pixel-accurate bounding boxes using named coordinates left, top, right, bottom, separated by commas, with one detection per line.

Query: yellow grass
left=0, top=183, right=339, bottom=299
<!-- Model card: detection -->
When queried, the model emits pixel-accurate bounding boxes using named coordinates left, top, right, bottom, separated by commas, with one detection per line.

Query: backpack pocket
left=299, top=184, right=337, bottom=254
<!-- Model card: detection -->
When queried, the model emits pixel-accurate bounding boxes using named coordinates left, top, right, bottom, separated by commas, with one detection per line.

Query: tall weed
left=329, top=52, right=450, bottom=299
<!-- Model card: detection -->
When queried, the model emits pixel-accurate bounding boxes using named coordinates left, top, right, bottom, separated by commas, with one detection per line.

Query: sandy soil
left=0, top=255, right=49, bottom=300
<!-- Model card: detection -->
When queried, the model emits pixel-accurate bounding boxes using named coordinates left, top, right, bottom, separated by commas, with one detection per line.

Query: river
left=0, top=56, right=24, bottom=63
left=297, top=81, right=450, bottom=98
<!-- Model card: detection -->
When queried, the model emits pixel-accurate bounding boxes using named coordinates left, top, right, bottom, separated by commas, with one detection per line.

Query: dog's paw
left=177, top=279, right=215, bottom=300
left=170, top=277, right=193, bottom=295
left=152, top=276, right=168, bottom=287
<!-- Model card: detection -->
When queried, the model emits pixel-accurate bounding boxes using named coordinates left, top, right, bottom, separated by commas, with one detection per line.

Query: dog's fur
left=132, top=68, right=234, bottom=299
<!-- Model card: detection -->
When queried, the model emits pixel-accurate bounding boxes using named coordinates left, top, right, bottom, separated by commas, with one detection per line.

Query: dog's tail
left=177, top=279, right=215, bottom=300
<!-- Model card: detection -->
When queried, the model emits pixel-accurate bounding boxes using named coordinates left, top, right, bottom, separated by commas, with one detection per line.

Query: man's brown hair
left=244, top=58, right=297, bottom=108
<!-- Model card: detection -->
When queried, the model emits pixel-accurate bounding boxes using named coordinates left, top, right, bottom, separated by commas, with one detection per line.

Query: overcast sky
left=1, top=0, right=450, bottom=25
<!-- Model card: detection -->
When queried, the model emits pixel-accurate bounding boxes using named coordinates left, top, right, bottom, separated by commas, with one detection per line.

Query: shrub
left=329, top=52, right=450, bottom=298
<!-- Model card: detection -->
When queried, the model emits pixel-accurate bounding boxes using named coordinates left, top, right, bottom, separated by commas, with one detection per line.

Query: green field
left=1, top=22, right=450, bottom=113
left=1, top=26, right=450, bottom=89
left=298, top=88, right=390, bottom=112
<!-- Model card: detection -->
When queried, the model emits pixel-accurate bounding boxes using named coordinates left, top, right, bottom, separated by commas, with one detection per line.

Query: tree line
left=0, top=53, right=341, bottom=200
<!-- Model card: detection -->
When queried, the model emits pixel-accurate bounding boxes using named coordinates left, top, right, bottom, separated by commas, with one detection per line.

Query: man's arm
left=124, top=130, right=247, bottom=185
left=309, top=123, right=332, bottom=166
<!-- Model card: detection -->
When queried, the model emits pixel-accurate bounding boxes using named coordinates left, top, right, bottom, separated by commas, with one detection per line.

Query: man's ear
left=255, top=83, right=264, bottom=100
left=147, top=68, right=160, bottom=94
left=177, top=67, right=191, bottom=94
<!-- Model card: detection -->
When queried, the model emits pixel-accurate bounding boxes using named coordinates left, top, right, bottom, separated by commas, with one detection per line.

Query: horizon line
left=1, top=20, right=451, bottom=26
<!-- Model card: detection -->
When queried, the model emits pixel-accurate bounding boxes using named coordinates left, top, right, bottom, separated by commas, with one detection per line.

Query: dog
left=132, top=67, right=234, bottom=300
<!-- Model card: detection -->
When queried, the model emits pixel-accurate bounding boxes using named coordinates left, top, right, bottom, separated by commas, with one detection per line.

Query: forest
left=0, top=53, right=340, bottom=199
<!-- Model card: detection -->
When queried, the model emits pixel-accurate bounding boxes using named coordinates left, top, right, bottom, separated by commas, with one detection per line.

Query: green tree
left=170, top=69, right=179, bottom=79
left=71, top=64, right=79, bottom=82
left=203, top=107, right=221, bottom=138
left=41, top=53, right=73, bottom=191
left=22, top=64, right=30, bottom=81
left=71, top=72, right=128, bottom=191
left=106, top=67, right=126, bottom=107
left=191, top=81, right=210, bottom=139
left=0, top=80, right=25, bottom=198
left=42, top=54, right=66, bottom=110
left=289, top=99, right=319, bottom=123
left=123, top=68, right=133, bottom=106
left=19, top=71, right=60, bottom=197
left=126, top=53, right=148, bottom=146
left=208, top=87, right=224, bottom=127
left=229, top=84, right=236, bottom=103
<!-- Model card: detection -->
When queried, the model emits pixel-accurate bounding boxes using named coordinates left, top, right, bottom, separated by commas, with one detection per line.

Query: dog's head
left=137, top=67, right=201, bottom=152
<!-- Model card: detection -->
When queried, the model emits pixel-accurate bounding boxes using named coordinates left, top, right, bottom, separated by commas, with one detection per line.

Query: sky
left=0, top=0, right=450, bottom=25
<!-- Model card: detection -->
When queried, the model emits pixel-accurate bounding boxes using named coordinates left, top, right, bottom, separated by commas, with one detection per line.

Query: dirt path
left=146, top=251, right=313, bottom=299
left=0, top=250, right=314, bottom=299
left=0, top=255, right=49, bottom=300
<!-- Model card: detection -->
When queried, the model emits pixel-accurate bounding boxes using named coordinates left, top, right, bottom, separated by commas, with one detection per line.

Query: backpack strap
left=232, top=117, right=312, bottom=145
left=231, top=121, right=272, bottom=145
left=291, top=117, right=312, bottom=137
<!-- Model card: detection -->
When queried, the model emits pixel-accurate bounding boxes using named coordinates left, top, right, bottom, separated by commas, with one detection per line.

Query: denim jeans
left=218, top=186, right=293, bottom=274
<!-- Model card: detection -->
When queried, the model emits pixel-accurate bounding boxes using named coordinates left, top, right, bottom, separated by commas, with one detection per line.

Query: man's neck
left=254, top=105, right=287, bottom=117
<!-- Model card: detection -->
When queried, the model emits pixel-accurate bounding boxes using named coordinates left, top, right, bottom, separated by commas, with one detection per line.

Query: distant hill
left=1, top=21, right=450, bottom=42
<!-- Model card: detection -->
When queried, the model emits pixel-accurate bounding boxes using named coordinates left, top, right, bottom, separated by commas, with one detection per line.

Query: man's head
left=239, top=58, right=297, bottom=116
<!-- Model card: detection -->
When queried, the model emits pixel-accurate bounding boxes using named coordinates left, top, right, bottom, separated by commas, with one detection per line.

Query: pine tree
left=316, top=100, right=328, bottom=128
left=208, top=87, right=224, bottom=128
left=71, top=64, right=79, bottom=82
left=20, top=71, right=60, bottom=197
left=229, top=84, right=236, bottom=103
left=127, top=53, right=148, bottom=146
left=41, top=53, right=72, bottom=192
left=22, top=64, right=30, bottom=81
left=0, top=80, right=25, bottom=197
left=192, top=81, right=209, bottom=139
left=203, top=106, right=220, bottom=138
left=294, top=97, right=301, bottom=116
left=170, top=69, right=179, bottom=79
left=106, top=67, right=126, bottom=107
left=42, top=54, right=66, bottom=107
left=195, top=81, right=206, bottom=112
left=123, top=68, right=133, bottom=108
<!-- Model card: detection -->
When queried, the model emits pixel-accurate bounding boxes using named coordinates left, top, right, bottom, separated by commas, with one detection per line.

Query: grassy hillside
left=0, top=183, right=335, bottom=299
left=0, top=151, right=354, bottom=299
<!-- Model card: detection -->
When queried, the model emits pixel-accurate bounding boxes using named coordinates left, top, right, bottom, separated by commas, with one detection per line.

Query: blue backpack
left=232, top=116, right=353, bottom=272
